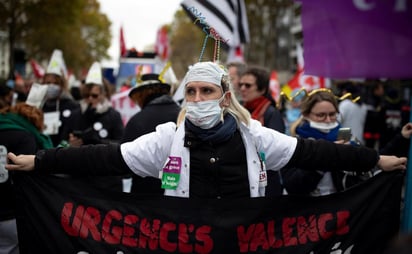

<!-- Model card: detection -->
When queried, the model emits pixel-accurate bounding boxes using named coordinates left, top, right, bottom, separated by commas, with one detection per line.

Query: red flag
left=30, top=59, right=45, bottom=79
left=269, top=70, right=280, bottom=102
left=120, top=26, right=127, bottom=57
left=155, top=26, right=169, bottom=60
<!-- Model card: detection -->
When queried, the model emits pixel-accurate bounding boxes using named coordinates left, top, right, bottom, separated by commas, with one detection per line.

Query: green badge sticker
left=161, top=156, right=182, bottom=190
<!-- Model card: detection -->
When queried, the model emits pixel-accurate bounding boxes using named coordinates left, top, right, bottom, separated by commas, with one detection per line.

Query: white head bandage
left=183, top=62, right=227, bottom=88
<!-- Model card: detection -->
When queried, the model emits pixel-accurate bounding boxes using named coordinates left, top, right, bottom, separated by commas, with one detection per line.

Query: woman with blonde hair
left=283, top=89, right=370, bottom=196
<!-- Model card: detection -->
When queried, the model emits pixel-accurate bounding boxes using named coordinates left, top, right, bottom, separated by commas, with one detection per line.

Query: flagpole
left=401, top=95, right=412, bottom=233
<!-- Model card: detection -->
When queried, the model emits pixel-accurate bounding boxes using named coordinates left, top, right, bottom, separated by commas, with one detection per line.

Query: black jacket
left=34, top=138, right=380, bottom=193
left=73, top=100, right=124, bottom=145
left=42, top=96, right=80, bottom=147
left=0, top=130, right=36, bottom=220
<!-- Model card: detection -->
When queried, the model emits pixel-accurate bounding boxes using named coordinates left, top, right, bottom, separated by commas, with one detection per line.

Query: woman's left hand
left=378, top=155, right=407, bottom=171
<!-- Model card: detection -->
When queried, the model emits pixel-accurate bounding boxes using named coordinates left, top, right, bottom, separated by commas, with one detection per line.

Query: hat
left=128, top=73, right=170, bottom=98
left=46, top=49, right=67, bottom=77
left=182, top=61, right=226, bottom=88
left=85, top=62, right=103, bottom=85
left=26, top=83, right=48, bottom=108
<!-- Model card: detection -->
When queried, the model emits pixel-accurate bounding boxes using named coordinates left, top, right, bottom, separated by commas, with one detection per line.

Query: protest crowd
left=0, top=1, right=411, bottom=254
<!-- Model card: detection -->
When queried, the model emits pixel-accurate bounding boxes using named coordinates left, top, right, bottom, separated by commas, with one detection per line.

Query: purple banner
left=298, top=0, right=412, bottom=78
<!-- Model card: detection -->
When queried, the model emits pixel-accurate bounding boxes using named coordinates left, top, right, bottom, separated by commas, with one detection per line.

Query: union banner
left=12, top=171, right=403, bottom=253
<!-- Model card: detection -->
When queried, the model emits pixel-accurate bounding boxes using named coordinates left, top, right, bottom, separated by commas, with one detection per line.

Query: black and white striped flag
left=181, top=0, right=250, bottom=48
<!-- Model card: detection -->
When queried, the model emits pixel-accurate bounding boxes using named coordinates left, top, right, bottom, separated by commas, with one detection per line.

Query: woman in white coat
left=5, top=62, right=407, bottom=199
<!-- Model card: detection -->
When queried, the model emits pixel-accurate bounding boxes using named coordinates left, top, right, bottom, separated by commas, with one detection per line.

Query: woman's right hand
left=5, top=152, right=35, bottom=171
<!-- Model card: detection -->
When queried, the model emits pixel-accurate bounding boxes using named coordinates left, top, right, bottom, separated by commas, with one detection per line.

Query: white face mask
left=308, top=120, right=339, bottom=133
left=46, top=84, right=62, bottom=99
left=186, top=93, right=226, bottom=129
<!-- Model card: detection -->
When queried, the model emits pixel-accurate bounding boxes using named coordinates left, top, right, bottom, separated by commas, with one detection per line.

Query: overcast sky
left=98, top=0, right=182, bottom=67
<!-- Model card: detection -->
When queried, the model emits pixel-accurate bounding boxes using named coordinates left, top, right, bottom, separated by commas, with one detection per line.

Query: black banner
left=13, top=171, right=403, bottom=254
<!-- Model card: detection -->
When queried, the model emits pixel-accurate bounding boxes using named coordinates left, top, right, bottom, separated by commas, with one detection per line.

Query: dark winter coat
left=42, top=94, right=80, bottom=147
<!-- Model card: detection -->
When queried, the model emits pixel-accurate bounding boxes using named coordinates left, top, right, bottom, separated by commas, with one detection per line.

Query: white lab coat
left=120, top=119, right=297, bottom=198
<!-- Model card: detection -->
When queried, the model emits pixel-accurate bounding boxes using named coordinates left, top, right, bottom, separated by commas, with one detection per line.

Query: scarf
left=244, top=96, right=271, bottom=125
left=185, top=113, right=237, bottom=144
left=0, top=113, right=53, bottom=149
left=296, top=121, right=340, bottom=142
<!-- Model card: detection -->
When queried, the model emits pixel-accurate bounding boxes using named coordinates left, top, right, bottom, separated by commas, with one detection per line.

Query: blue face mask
left=46, top=84, right=62, bottom=99
left=286, top=108, right=301, bottom=123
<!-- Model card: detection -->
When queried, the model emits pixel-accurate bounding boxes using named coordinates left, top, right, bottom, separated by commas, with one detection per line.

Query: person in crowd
left=121, top=73, right=181, bottom=195
left=41, top=49, right=80, bottom=147
left=0, top=84, right=52, bottom=254
left=68, top=62, right=124, bottom=192
left=283, top=89, right=374, bottom=196
left=363, top=79, right=386, bottom=149
left=380, top=122, right=412, bottom=158
left=337, top=81, right=368, bottom=145
left=239, top=65, right=286, bottom=196
left=13, top=76, right=30, bottom=103
left=69, top=62, right=124, bottom=147
left=226, top=61, right=247, bottom=104
left=239, top=66, right=285, bottom=133
left=0, top=82, right=14, bottom=109
left=5, top=62, right=407, bottom=201
left=68, top=77, right=82, bottom=102
left=379, top=84, right=408, bottom=149
left=281, top=88, right=305, bottom=136
left=120, top=78, right=132, bottom=93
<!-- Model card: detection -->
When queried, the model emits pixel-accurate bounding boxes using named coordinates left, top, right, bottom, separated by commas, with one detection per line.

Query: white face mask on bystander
left=186, top=93, right=226, bottom=129
left=46, top=84, right=61, bottom=99
left=308, top=120, right=339, bottom=133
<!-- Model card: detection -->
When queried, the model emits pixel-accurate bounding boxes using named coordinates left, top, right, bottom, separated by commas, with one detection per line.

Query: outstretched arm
left=6, top=144, right=131, bottom=176
left=286, top=138, right=407, bottom=172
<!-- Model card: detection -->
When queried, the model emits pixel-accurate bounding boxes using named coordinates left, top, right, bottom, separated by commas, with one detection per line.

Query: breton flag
left=227, top=45, right=245, bottom=63
left=181, top=0, right=250, bottom=48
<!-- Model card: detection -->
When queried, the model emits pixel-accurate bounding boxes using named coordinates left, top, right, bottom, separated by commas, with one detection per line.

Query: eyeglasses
left=310, top=112, right=338, bottom=121
left=86, top=93, right=100, bottom=99
left=239, top=82, right=254, bottom=89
